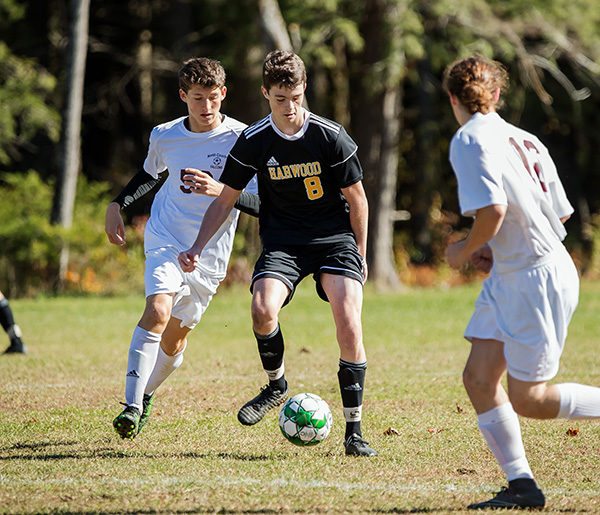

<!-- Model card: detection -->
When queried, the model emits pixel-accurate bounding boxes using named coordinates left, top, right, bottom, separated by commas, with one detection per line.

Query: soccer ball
left=279, top=392, right=333, bottom=446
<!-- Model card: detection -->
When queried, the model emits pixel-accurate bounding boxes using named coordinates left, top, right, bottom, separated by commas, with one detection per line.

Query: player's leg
left=238, top=277, right=290, bottom=426
left=133, top=316, right=191, bottom=434
left=505, top=253, right=600, bottom=421
left=113, top=292, right=174, bottom=439
left=145, top=316, right=190, bottom=394
left=321, top=273, right=376, bottom=457
left=0, top=291, right=27, bottom=354
left=507, top=376, right=600, bottom=420
left=464, top=338, right=544, bottom=510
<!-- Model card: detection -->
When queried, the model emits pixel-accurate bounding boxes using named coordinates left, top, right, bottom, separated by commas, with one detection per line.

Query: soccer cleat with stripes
left=344, top=433, right=378, bottom=456
left=468, top=483, right=545, bottom=510
left=237, top=382, right=289, bottom=426
left=113, top=405, right=140, bottom=440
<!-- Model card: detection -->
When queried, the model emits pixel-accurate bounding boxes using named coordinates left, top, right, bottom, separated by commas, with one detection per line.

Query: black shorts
left=251, top=241, right=364, bottom=305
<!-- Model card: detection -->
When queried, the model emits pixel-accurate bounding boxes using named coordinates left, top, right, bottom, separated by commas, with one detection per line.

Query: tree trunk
left=51, top=0, right=90, bottom=291
left=352, top=0, right=402, bottom=291
left=257, top=0, right=293, bottom=51
left=368, top=86, right=402, bottom=290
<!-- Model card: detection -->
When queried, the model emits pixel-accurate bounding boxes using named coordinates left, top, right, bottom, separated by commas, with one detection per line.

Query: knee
left=251, top=301, right=278, bottom=333
left=336, top=321, right=362, bottom=349
left=144, top=298, right=171, bottom=327
left=463, top=366, right=495, bottom=397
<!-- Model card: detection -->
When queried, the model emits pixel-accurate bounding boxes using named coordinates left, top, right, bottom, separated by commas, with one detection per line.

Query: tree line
left=2, top=0, right=600, bottom=295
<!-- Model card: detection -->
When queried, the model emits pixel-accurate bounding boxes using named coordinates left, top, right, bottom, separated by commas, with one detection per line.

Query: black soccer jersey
left=220, top=110, right=363, bottom=246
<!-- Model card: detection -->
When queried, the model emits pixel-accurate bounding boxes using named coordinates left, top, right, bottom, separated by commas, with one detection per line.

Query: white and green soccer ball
left=279, top=392, right=333, bottom=446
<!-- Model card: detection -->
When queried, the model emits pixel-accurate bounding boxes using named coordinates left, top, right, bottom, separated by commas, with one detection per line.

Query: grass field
left=1, top=280, right=600, bottom=514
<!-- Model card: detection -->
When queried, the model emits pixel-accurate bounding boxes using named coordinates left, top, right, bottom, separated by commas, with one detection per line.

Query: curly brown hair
left=178, top=57, right=226, bottom=93
left=262, top=50, right=306, bottom=91
left=443, top=55, right=509, bottom=114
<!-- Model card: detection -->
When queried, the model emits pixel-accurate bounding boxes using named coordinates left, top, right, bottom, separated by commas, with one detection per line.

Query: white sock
left=477, top=403, right=533, bottom=481
left=145, top=343, right=186, bottom=395
left=556, top=383, right=600, bottom=419
left=124, top=326, right=161, bottom=411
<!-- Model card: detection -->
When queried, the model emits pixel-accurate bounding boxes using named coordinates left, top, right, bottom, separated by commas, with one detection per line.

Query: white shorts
left=464, top=248, right=579, bottom=382
left=144, top=246, right=221, bottom=330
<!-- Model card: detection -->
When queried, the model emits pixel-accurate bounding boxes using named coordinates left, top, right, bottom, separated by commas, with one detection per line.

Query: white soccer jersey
left=143, top=115, right=257, bottom=281
left=449, top=112, right=573, bottom=273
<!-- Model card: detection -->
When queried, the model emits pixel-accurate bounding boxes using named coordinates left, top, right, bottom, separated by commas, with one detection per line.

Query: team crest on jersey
left=208, top=153, right=227, bottom=170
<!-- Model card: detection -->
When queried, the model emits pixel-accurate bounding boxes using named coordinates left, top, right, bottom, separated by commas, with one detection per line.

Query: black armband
left=234, top=191, right=260, bottom=217
left=112, top=169, right=161, bottom=209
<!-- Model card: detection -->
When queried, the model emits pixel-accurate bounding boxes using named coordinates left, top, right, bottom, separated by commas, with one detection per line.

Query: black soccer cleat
left=344, top=433, right=378, bottom=457
left=3, top=338, right=27, bottom=355
left=113, top=405, right=141, bottom=440
left=468, top=482, right=545, bottom=510
left=237, top=382, right=289, bottom=426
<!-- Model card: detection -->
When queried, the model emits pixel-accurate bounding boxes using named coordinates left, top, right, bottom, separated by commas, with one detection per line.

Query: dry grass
left=1, top=281, right=600, bottom=514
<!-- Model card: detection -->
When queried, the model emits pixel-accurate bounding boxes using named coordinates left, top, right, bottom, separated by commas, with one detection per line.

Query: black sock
left=255, top=325, right=286, bottom=391
left=0, top=298, right=15, bottom=334
left=338, top=359, right=366, bottom=439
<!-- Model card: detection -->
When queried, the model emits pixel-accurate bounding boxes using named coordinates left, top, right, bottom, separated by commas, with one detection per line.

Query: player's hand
left=182, top=168, right=224, bottom=197
left=105, top=202, right=126, bottom=245
left=178, top=248, right=199, bottom=273
left=446, top=240, right=468, bottom=270
left=470, top=244, right=493, bottom=273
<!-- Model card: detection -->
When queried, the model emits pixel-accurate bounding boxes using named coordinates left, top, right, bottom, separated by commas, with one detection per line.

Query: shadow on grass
left=0, top=443, right=292, bottom=462
left=0, top=511, right=452, bottom=515
left=4, top=511, right=287, bottom=515
left=5, top=510, right=590, bottom=515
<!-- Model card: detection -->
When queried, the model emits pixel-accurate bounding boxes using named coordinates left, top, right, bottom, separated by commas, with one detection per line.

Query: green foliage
left=0, top=42, right=60, bottom=165
left=0, top=0, right=25, bottom=28
left=0, top=171, right=145, bottom=296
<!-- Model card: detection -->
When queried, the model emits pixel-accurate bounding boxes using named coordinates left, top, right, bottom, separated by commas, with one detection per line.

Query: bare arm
left=178, top=185, right=242, bottom=272
left=446, top=204, right=506, bottom=270
left=105, top=202, right=127, bottom=246
left=342, top=181, right=369, bottom=278
left=105, top=168, right=162, bottom=246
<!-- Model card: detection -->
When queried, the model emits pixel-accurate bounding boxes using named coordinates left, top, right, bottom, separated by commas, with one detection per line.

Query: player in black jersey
left=179, top=50, right=377, bottom=456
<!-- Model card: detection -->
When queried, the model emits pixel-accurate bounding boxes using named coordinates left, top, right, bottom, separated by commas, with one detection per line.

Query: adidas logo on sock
left=267, top=156, right=279, bottom=166
left=127, top=370, right=140, bottom=378
left=344, top=383, right=362, bottom=391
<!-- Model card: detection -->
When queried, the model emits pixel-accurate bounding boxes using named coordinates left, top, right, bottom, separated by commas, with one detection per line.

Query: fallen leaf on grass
left=427, top=428, right=443, bottom=434
left=382, top=427, right=400, bottom=436
left=566, top=427, right=579, bottom=436
left=455, top=403, right=465, bottom=413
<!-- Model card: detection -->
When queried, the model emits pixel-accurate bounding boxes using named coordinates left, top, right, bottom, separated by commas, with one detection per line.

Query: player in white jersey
left=444, top=55, right=600, bottom=510
left=106, top=57, right=258, bottom=440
